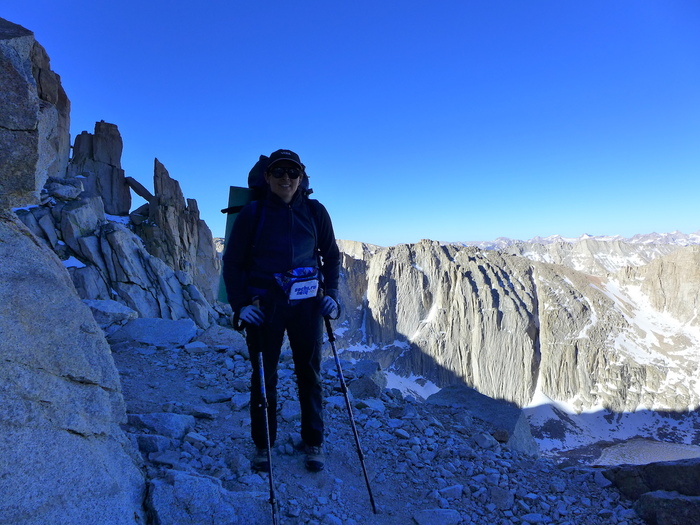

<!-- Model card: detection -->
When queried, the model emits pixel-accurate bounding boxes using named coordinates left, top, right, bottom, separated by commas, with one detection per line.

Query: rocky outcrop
left=5, top=93, right=221, bottom=327
left=130, top=159, right=221, bottom=303
left=0, top=212, right=145, bottom=524
left=623, top=245, right=700, bottom=326
left=64, top=122, right=220, bottom=306
left=426, top=385, right=539, bottom=457
left=5, top=17, right=220, bottom=327
left=0, top=17, right=70, bottom=209
left=1, top=23, right=145, bottom=523
left=604, top=458, right=700, bottom=525
left=14, top=178, right=218, bottom=328
left=67, top=121, right=131, bottom=215
left=634, top=491, right=700, bottom=525
left=146, top=470, right=268, bottom=524
left=604, top=457, right=700, bottom=500
left=503, top=238, right=684, bottom=276
left=334, top=240, right=700, bottom=414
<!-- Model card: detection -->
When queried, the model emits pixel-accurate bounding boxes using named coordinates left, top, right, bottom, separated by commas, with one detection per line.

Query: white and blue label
left=289, top=279, right=319, bottom=300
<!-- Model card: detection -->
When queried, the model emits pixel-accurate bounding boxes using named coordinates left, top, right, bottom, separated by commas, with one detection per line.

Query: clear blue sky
left=5, top=1, right=699, bottom=246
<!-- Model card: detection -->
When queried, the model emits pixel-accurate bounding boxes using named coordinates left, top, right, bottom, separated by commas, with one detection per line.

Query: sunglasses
left=269, top=166, right=302, bottom=179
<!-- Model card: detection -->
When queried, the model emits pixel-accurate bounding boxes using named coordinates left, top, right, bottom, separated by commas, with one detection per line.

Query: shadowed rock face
left=0, top=17, right=70, bottom=209
left=1, top=20, right=145, bottom=524
left=335, top=239, right=700, bottom=413
left=604, top=458, right=700, bottom=525
left=0, top=212, right=146, bottom=524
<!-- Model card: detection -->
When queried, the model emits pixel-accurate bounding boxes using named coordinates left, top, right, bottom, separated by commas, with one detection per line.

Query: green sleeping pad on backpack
left=217, top=186, right=254, bottom=303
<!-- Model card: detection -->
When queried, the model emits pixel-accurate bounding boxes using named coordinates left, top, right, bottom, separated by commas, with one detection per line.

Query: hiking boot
left=304, top=445, right=324, bottom=472
left=251, top=448, right=269, bottom=472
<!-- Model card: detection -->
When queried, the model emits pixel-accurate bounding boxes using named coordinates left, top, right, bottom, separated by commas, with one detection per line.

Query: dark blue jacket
left=222, top=189, right=340, bottom=311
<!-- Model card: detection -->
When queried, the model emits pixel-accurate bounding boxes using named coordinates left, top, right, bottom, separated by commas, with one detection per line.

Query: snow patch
left=385, top=371, right=440, bottom=401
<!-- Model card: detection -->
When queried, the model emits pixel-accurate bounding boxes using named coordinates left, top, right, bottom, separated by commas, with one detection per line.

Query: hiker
left=222, top=149, right=341, bottom=473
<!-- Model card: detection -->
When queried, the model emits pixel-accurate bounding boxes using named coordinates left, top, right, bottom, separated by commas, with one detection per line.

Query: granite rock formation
left=0, top=212, right=145, bottom=523
left=14, top=175, right=218, bottom=328
left=129, top=158, right=221, bottom=304
left=0, top=17, right=69, bottom=209
left=0, top=20, right=225, bottom=524
left=67, top=121, right=131, bottom=215
left=333, top=239, right=700, bottom=414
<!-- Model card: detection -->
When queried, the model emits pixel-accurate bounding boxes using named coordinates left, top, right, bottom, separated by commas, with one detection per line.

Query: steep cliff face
left=628, top=246, right=700, bottom=326
left=335, top=240, right=700, bottom=413
left=0, top=18, right=70, bottom=209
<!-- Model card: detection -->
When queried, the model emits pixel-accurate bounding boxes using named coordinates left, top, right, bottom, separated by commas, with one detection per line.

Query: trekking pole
left=254, top=301, right=278, bottom=525
left=324, top=317, right=378, bottom=514
left=258, top=348, right=278, bottom=524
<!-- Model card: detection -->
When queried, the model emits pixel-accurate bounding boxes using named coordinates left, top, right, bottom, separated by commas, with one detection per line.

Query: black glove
left=240, top=305, right=264, bottom=325
left=320, top=295, right=340, bottom=319
left=232, top=304, right=264, bottom=330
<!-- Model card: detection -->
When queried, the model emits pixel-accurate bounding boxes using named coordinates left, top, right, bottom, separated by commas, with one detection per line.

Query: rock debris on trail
left=112, top=322, right=644, bottom=525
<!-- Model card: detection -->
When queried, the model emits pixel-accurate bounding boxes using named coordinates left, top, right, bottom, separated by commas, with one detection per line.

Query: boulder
left=427, top=384, right=539, bottom=456
left=146, top=470, right=269, bottom=525
left=82, top=299, right=138, bottom=334
left=348, top=376, right=383, bottom=399
left=127, top=413, right=196, bottom=441
left=355, top=359, right=388, bottom=389
left=58, top=195, right=105, bottom=254
left=412, top=508, right=462, bottom=525
left=0, top=212, right=145, bottom=524
left=603, top=457, right=700, bottom=499
left=108, top=318, right=198, bottom=347
left=634, top=490, right=700, bottom=525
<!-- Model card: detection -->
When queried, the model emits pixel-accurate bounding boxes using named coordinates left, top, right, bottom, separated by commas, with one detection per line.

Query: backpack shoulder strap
left=305, top=198, right=323, bottom=267
left=246, top=200, right=266, bottom=270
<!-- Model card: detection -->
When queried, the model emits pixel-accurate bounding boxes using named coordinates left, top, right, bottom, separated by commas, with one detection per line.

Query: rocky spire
left=67, top=120, right=131, bottom=215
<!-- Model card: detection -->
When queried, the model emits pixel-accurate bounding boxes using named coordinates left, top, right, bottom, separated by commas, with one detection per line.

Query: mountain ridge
left=215, top=230, right=700, bottom=255
left=450, top=230, right=700, bottom=251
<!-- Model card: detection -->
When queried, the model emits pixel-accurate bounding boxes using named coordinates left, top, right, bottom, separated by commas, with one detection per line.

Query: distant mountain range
left=452, top=230, right=700, bottom=251
left=215, top=230, right=700, bottom=253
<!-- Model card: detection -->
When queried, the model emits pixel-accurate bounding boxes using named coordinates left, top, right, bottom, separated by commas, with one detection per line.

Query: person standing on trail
left=222, top=149, right=341, bottom=473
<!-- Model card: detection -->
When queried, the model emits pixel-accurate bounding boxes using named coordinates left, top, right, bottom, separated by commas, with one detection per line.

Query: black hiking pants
left=246, top=295, right=324, bottom=450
